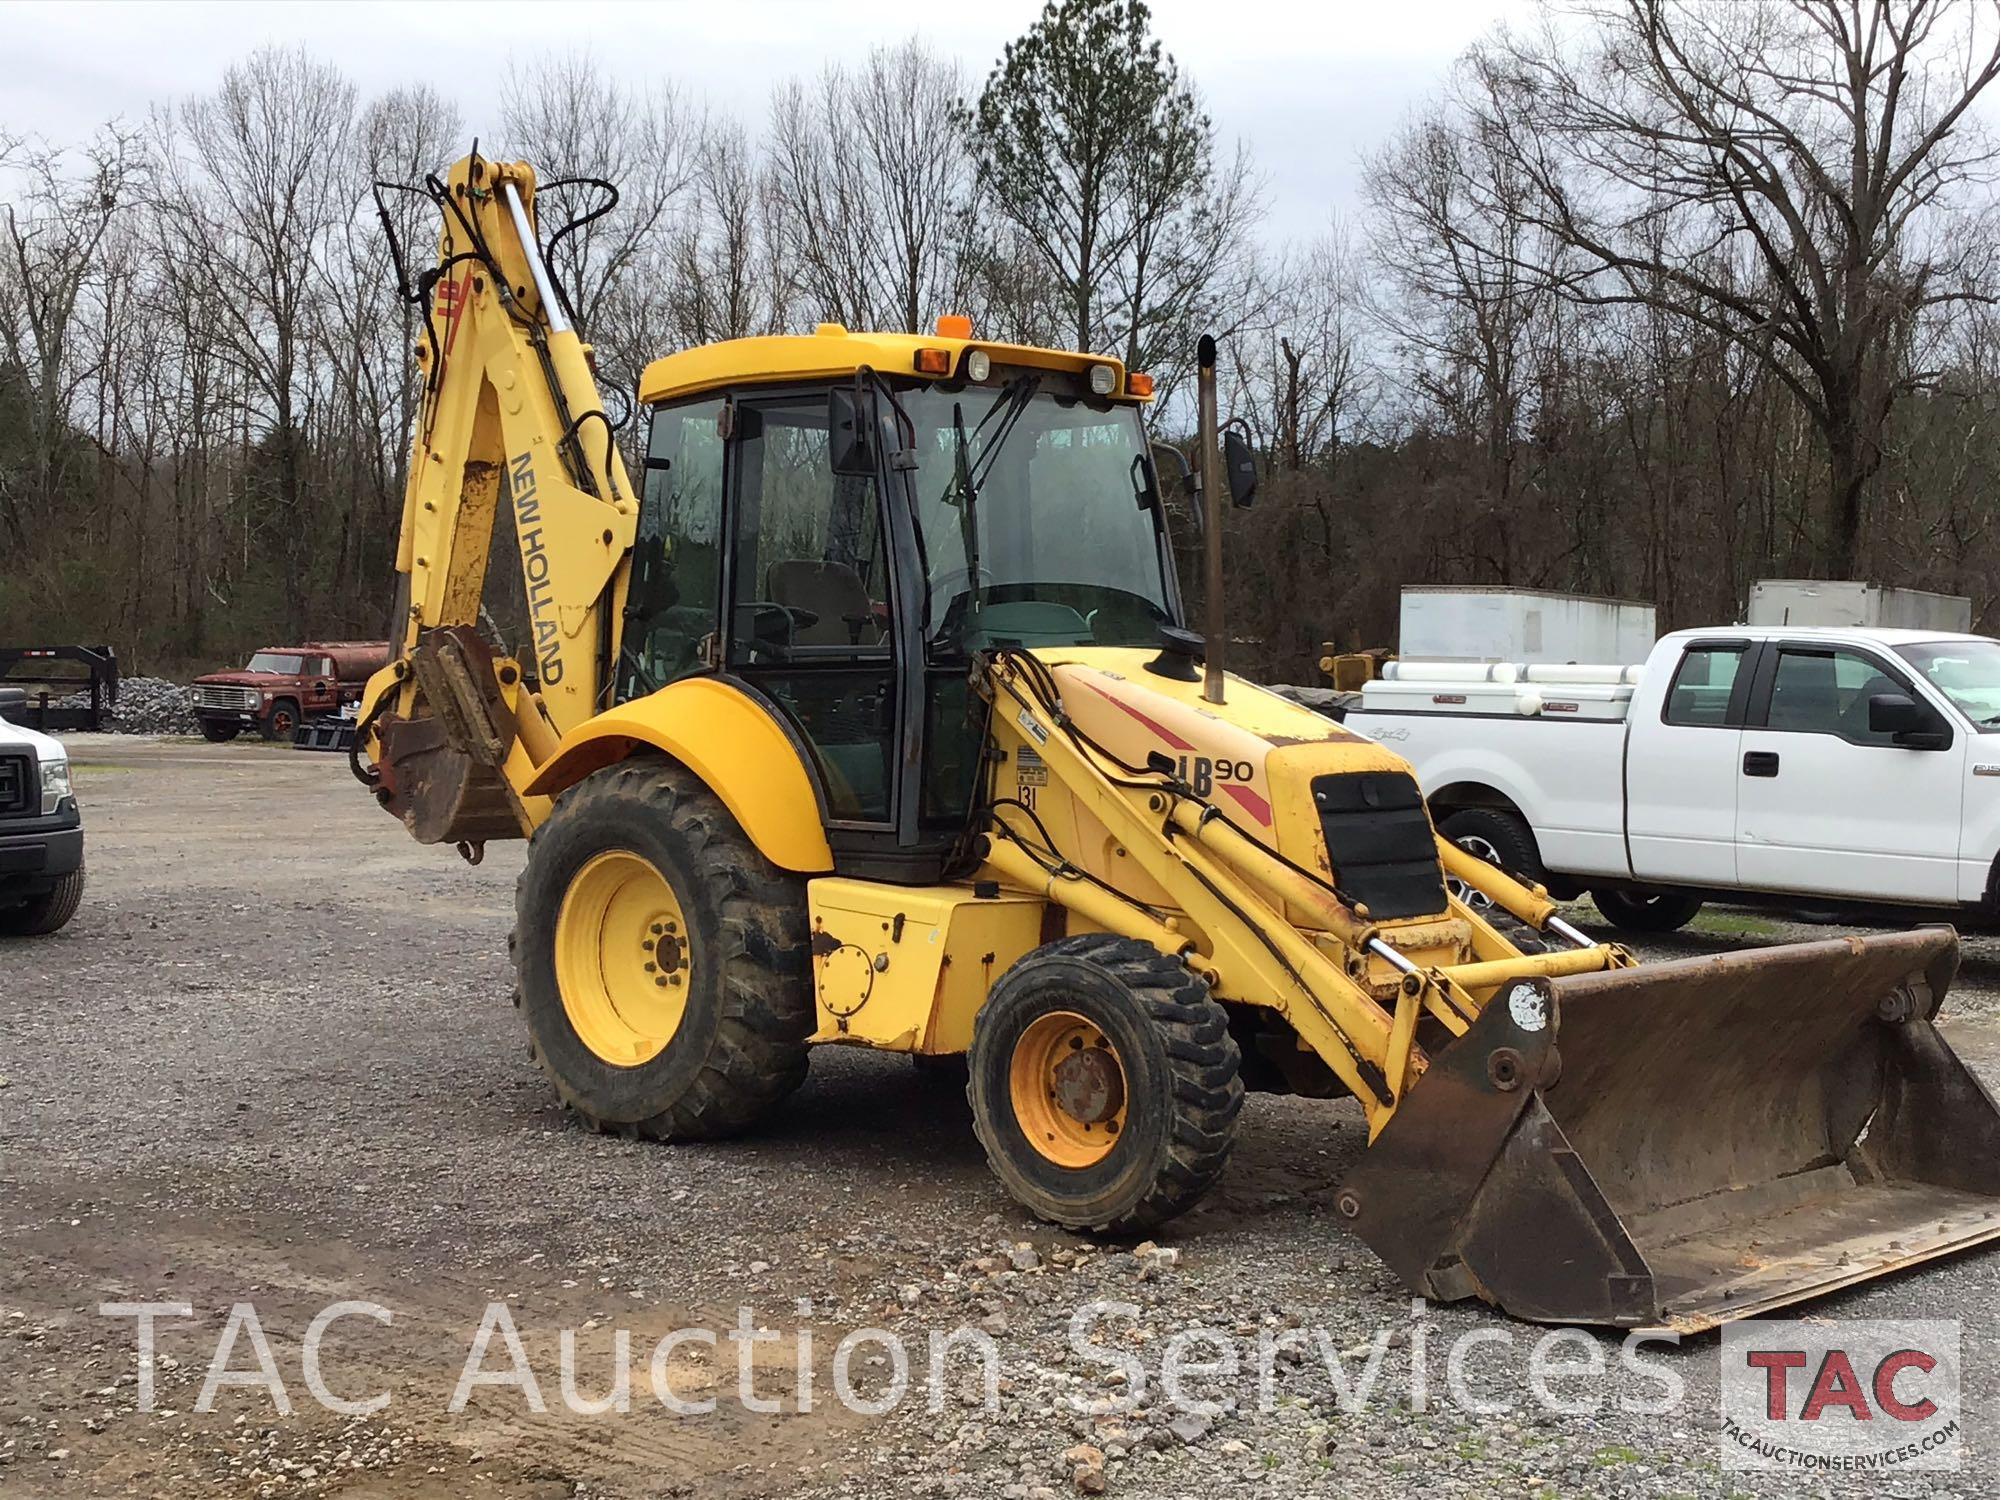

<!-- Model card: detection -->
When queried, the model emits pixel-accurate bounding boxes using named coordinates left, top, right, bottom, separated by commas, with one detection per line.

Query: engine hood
left=1030, top=646, right=1418, bottom=845
left=0, top=712, right=66, bottom=761
left=194, top=670, right=286, bottom=687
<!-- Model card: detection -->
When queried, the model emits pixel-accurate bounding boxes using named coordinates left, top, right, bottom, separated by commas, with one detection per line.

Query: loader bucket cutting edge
left=1337, top=928, right=1998, bottom=1331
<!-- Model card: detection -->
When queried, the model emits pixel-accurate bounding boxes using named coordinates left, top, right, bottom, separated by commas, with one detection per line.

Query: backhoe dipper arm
left=360, top=155, right=639, bottom=845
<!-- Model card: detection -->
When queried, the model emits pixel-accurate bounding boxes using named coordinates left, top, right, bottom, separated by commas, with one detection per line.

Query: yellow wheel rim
left=554, top=850, right=693, bottom=1066
left=1009, top=1010, right=1129, bottom=1169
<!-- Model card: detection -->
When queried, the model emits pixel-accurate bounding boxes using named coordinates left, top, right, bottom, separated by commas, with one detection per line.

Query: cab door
left=304, top=656, right=339, bottom=713
left=723, top=395, right=903, bottom=853
left=1735, top=643, right=1964, bottom=902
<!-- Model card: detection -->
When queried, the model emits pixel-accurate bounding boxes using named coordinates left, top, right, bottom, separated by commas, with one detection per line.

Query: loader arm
left=972, top=648, right=1626, bottom=1138
left=357, top=155, right=639, bottom=849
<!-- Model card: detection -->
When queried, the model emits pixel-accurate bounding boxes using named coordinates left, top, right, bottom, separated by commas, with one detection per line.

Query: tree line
left=0, top=0, right=1993, bottom=684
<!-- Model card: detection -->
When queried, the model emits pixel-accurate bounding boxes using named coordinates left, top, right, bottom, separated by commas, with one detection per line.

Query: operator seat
left=767, top=560, right=875, bottom=647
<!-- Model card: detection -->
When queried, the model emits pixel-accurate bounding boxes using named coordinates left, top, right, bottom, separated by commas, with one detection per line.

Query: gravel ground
left=2, top=735, right=1994, bottom=1499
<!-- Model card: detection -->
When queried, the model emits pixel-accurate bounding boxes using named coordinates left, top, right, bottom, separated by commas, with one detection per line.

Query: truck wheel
left=1437, top=808, right=1550, bottom=954
left=1591, top=888, right=1704, bottom=933
left=1438, top=808, right=1544, bottom=889
left=259, top=699, right=301, bottom=741
left=0, top=866, right=84, bottom=937
left=511, top=756, right=813, bottom=1140
left=199, top=721, right=240, bottom=743
left=967, top=934, right=1243, bottom=1235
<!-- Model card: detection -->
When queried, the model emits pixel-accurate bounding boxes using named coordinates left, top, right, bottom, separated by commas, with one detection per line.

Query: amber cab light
left=935, top=314, right=973, bottom=339
left=915, top=348, right=951, bottom=376
left=1128, top=372, right=1155, bottom=398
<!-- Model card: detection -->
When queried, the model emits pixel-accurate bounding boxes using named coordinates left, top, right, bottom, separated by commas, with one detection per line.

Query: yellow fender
left=521, top=677, right=834, bottom=874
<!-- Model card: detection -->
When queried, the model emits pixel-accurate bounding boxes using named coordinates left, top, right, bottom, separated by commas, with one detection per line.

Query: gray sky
left=4, top=0, right=1537, bottom=244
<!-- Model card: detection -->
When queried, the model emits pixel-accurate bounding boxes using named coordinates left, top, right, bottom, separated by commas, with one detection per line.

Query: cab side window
left=619, top=398, right=726, bottom=699
left=1766, top=648, right=1908, bottom=746
left=1662, top=646, right=1744, bottom=727
left=728, top=402, right=889, bottom=663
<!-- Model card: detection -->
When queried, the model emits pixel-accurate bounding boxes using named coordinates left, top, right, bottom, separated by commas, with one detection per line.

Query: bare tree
left=501, top=52, right=699, bottom=403
left=1464, top=0, right=1999, bottom=574
left=668, top=119, right=782, bottom=346
left=768, top=41, right=975, bottom=333
left=149, top=47, right=359, bottom=633
left=1226, top=221, right=1373, bottom=471
left=0, top=126, right=141, bottom=550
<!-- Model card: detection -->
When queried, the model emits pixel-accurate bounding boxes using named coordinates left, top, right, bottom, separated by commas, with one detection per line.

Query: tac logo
left=1720, top=1320, right=1961, bottom=1472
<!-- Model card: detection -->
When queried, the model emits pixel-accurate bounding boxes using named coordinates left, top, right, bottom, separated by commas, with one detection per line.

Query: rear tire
left=199, top=720, right=240, bottom=743
left=967, top=934, right=1243, bottom=1235
left=0, top=866, right=84, bottom=937
left=1591, top=887, right=1704, bottom=933
left=512, top=756, right=813, bottom=1139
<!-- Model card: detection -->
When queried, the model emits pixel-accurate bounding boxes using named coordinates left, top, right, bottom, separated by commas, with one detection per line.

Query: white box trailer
left=1746, top=579, right=1973, bottom=632
left=1397, top=586, right=1657, bottom=665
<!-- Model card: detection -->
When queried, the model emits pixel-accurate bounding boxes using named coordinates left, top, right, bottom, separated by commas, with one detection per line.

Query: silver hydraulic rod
left=1547, top=915, right=1597, bottom=950
left=1367, top=937, right=1419, bottom=975
left=502, top=181, right=573, bottom=335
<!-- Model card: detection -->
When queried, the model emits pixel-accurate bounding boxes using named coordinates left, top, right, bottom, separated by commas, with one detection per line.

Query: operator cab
left=617, top=321, right=1183, bottom=880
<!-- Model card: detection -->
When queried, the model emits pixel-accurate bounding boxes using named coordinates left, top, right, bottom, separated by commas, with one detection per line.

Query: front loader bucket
left=1339, top=929, right=1997, bottom=1331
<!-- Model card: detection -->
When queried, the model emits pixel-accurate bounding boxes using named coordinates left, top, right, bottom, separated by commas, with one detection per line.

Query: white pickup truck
left=1340, top=626, right=1999, bottom=932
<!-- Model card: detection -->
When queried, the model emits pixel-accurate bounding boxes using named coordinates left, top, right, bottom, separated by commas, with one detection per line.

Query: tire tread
left=512, top=756, right=811, bottom=1142
left=967, top=933, right=1243, bottom=1235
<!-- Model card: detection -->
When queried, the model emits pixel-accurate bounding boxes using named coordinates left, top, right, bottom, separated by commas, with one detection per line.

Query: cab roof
left=636, top=323, right=1150, bottom=406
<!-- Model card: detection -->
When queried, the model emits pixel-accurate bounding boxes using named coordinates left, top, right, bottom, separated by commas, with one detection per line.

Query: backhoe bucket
left=1340, top=928, right=1997, bottom=1331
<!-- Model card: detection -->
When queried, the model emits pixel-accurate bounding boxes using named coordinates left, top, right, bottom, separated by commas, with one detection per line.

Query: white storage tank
left=1746, top=580, right=1974, bottom=632
left=1397, top=587, right=1657, bottom=665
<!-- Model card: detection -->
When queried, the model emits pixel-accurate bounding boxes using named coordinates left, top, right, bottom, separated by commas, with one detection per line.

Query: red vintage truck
left=192, top=642, right=389, bottom=741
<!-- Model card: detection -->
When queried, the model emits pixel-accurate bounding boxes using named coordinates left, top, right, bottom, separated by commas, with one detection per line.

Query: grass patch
left=1689, top=910, right=1780, bottom=937
left=1592, top=1444, right=1643, bottom=1467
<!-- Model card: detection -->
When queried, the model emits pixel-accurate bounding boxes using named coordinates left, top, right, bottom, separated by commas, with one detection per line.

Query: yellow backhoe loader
left=355, top=154, right=1996, bottom=1331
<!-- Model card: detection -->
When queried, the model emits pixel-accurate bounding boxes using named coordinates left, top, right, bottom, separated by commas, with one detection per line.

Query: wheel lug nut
left=655, top=976, right=668, bottom=987
left=651, top=923, right=663, bottom=935
left=644, top=962, right=657, bottom=973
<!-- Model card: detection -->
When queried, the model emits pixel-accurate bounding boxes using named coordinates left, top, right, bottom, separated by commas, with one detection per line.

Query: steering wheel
left=928, top=565, right=993, bottom=605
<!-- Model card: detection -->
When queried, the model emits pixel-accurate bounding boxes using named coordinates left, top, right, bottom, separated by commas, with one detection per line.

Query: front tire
left=259, top=699, right=301, bottom=741
left=1591, top=887, right=1704, bottom=932
left=199, top=720, right=240, bottom=743
left=512, top=756, right=812, bottom=1139
left=967, top=934, right=1243, bottom=1235
left=0, top=866, right=84, bottom=937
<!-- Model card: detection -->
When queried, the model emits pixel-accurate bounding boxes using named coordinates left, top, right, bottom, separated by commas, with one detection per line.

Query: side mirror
left=827, top=388, right=875, bottom=477
left=1149, top=441, right=1201, bottom=531
left=1870, top=692, right=1948, bottom=748
left=1222, top=429, right=1259, bottom=508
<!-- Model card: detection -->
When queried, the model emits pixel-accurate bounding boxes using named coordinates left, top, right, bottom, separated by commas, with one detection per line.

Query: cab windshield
left=1894, top=638, right=2000, bottom=729
left=246, top=652, right=305, bottom=674
left=897, top=384, right=1173, bottom=654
